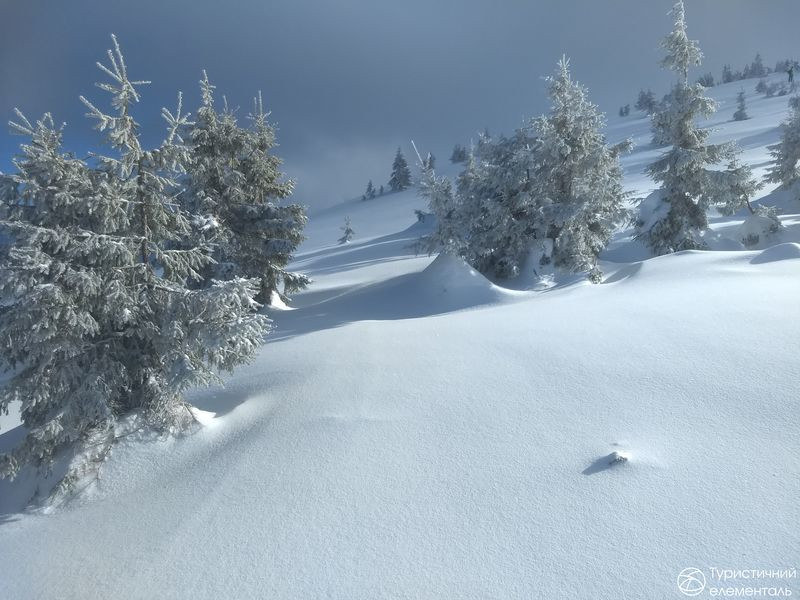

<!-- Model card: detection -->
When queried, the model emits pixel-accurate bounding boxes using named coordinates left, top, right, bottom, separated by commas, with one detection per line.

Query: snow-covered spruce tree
left=388, top=147, right=411, bottom=191
left=338, top=216, right=355, bottom=244
left=365, top=179, right=376, bottom=199
left=425, top=153, right=436, bottom=170
left=713, top=156, right=761, bottom=217
left=0, top=36, right=270, bottom=497
left=0, top=111, right=124, bottom=488
left=530, top=57, right=631, bottom=282
left=450, top=144, right=467, bottom=163
left=733, top=90, right=749, bottom=121
left=430, top=131, right=542, bottom=279
left=637, top=1, right=758, bottom=255
left=744, top=53, right=767, bottom=79
left=421, top=60, right=629, bottom=283
left=696, top=72, right=715, bottom=87
left=636, top=89, right=658, bottom=114
left=184, top=74, right=308, bottom=304
left=765, top=99, right=800, bottom=187
left=417, top=150, right=465, bottom=258
left=711, top=156, right=775, bottom=247
left=468, top=132, right=544, bottom=278
left=722, top=64, right=735, bottom=84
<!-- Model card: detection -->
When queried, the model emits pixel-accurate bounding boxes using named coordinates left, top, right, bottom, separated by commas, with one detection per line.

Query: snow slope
left=1, top=76, right=799, bottom=599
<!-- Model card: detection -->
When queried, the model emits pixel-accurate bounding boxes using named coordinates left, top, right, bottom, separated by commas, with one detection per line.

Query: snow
left=1, top=77, right=800, bottom=598
left=750, top=241, right=800, bottom=264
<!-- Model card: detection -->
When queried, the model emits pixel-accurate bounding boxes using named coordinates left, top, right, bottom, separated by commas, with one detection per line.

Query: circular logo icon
left=677, top=567, right=706, bottom=596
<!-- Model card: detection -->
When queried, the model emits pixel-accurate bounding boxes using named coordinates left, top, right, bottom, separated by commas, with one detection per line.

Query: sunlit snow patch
left=189, top=407, right=218, bottom=427
left=268, top=290, right=293, bottom=310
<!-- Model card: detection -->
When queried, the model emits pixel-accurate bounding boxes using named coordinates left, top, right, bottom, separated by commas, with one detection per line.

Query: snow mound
left=582, top=450, right=631, bottom=475
left=417, top=253, right=505, bottom=304
left=738, top=210, right=783, bottom=248
left=750, top=242, right=800, bottom=264
left=702, top=229, right=745, bottom=251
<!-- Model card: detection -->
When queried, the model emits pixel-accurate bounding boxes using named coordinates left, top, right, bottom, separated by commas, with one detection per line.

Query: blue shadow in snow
left=582, top=453, right=627, bottom=476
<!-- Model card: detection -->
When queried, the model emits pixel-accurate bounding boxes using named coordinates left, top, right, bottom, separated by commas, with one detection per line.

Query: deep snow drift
left=1, top=76, right=799, bottom=599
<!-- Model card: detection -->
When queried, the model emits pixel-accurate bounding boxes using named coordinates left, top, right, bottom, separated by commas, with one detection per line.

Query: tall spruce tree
left=0, top=36, right=270, bottom=499
left=637, top=1, right=758, bottom=255
left=185, top=73, right=308, bottom=304
left=530, top=57, right=631, bottom=282
left=388, top=147, right=411, bottom=191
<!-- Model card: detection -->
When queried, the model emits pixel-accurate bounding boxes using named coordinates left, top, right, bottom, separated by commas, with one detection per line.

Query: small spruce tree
left=338, top=217, right=355, bottom=244
left=722, top=64, right=734, bottom=83
left=388, top=147, right=412, bottom=192
left=636, top=89, right=658, bottom=114
left=746, top=53, right=767, bottom=79
left=450, top=144, right=467, bottom=163
left=733, top=90, right=749, bottom=121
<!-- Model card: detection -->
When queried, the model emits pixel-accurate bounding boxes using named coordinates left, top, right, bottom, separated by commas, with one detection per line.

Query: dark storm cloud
left=2, top=0, right=798, bottom=208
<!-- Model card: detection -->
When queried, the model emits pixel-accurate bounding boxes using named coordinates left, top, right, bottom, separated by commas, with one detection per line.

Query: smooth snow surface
left=1, top=77, right=799, bottom=599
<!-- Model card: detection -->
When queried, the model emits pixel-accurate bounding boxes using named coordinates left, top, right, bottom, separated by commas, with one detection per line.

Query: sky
left=1, top=0, right=799, bottom=209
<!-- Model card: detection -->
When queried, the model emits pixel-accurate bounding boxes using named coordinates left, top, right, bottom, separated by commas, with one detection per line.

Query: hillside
left=0, top=75, right=799, bottom=599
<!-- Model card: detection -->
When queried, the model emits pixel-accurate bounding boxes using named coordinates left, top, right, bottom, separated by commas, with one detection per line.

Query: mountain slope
left=0, top=75, right=799, bottom=600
